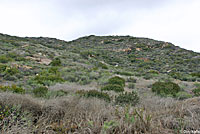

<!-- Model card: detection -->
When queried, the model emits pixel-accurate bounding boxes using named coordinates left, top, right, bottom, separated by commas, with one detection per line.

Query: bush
left=192, top=87, right=200, bottom=96
left=5, top=67, right=19, bottom=75
left=45, top=90, right=68, bottom=99
left=97, top=62, right=108, bottom=69
left=101, top=84, right=124, bottom=92
left=115, top=91, right=139, bottom=106
left=50, top=58, right=62, bottom=66
left=33, top=86, right=48, bottom=97
left=115, top=71, right=133, bottom=76
left=108, top=76, right=125, bottom=87
left=76, top=90, right=111, bottom=102
left=0, top=64, right=7, bottom=73
left=175, top=92, right=192, bottom=100
left=0, top=84, right=25, bottom=94
left=128, top=83, right=135, bottom=89
left=0, top=55, right=12, bottom=63
left=152, top=81, right=181, bottom=96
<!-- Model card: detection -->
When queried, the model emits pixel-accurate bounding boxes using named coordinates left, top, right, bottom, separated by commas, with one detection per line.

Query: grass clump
left=33, top=86, right=48, bottom=97
left=76, top=90, right=111, bottom=102
left=115, top=91, right=139, bottom=106
left=152, top=81, right=180, bottom=97
left=101, top=84, right=124, bottom=92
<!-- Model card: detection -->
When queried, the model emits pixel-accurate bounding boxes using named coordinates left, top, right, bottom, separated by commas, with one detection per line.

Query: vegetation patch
left=76, top=90, right=111, bottom=102
left=101, top=84, right=124, bottom=92
left=152, top=81, right=181, bottom=97
left=33, top=86, right=48, bottom=97
left=192, top=87, right=200, bottom=97
left=115, top=91, right=139, bottom=106
left=108, top=76, right=125, bottom=87
left=0, top=84, right=25, bottom=94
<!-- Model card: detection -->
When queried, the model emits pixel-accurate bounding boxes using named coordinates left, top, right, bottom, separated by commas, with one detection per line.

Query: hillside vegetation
left=0, top=33, right=200, bottom=133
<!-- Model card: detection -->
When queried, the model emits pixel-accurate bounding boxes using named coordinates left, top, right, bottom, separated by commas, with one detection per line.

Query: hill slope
left=0, top=33, right=200, bottom=133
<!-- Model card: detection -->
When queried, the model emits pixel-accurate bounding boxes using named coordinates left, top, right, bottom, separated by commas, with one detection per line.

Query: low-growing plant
left=33, top=86, right=48, bottom=97
left=175, top=91, right=192, bottom=100
left=0, top=55, right=12, bottom=63
left=115, top=91, right=139, bottom=106
left=128, top=83, right=135, bottom=89
left=192, top=87, right=200, bottom=96
left=0, top=64, right=7, bottom=73
left=101, top=84, right=124, bottom=92
left=152, top=81, right=181, bottom=97
left=0, top=84, right=25, bottom=94
left=76, top=90, right=111, bottom=102
left=45, top=90, right=68, bottom=99
left=108, top=76, right=125, bottom=87
left=50, top=57, right=62, bottom=66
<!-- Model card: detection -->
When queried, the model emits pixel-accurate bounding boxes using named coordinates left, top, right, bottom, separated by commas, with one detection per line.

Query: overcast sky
left=0, top=0, right=199, bottom=52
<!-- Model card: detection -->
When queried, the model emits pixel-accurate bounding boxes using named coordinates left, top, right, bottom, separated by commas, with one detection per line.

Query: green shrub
left=45, top=90, right=68, bottom=99
left=128, top=83, right=135, bottom=89
left=175, top=92, right=192, bottom=100
left=101, top=84, right=124, bottom=92
left=108, top=76, right=125, bottom=87
left=0, top=85, right=25, bottom=94
left=0, top=55, right=12, bottom=63
left=33, top=86, right=48, bottom=97
left=79, top=76, right=91, bottom=85
left=152, top=81, right=181, bottom=96
left=50, top=58, right=62, bottom=66
left=34, top=68, right=64, bottom=85
left=5, top=67, right=19, bottom=75
left=114, top=71, right=133, bottom=76
left=97, top=62, right=108, bottom=69
left=76, top=90, right=111, bottom=102
left=192, top=87, right=200, bottom=96
left=115, top=91, right=139, bottom=106
left=0, top=64, right=7, bottom=73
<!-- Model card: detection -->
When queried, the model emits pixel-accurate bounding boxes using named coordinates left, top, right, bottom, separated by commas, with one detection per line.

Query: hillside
left=0, top=33, right=200, bottom=133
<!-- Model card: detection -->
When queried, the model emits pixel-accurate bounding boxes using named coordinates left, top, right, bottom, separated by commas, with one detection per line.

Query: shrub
left=79, top=76, right=91, bottom=85
left=5, top=67, right=19, bottom=75
left=76, top=90, right=111, bottom=102
left=152, top=81, right=181, bottom=96
left=0, top=84, right=25, bottom=94
left=101, top=84, right=124, bottom=92
left=192, top=87, right=200, bottom=96
left=128, top=83, right=135, bottom=89
left=115, top=71, right=133, bottom=76
left=97, top=62, right=108, bottom=69
left=33, top=86, right=48, bottom=97
left=0, top=55, right=12, bottom=63
left=108, top=76, right=125, bottom=87
left=45, top=90, right=68, bottom=99
left=50, top=58, right=62, bottom=66
left=115, top=91, right=139, bottom=106
left=175, top=92, right=192, bottom=100
left=0, top=64, right=7, bottom=73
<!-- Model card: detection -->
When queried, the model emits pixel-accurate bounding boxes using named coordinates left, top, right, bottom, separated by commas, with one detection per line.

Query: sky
left=0, top=0, right=199, bottom=52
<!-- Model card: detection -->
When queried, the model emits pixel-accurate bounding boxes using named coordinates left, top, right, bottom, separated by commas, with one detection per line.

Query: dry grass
left=1, top=91, right=200, bottom=134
